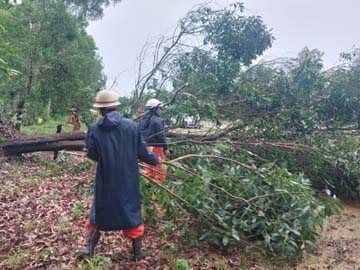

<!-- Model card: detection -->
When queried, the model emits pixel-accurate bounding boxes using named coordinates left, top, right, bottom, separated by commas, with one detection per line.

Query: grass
left=86, top=255, right=112, bottom=270
left=20, top=115, right=84, bottom=136
left=71, top=201, right=85, bottom=220
left=6, top=249, right=30, bottom=269
left=40, top=194, right=61, bottom=204
left=24, top=221, right=36, bottom=233
left=175, top=259, right=191, bottom=270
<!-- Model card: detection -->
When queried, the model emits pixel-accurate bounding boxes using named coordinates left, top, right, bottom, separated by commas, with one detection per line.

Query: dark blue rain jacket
left=139, top=111, right=168, bottom=150
left=85, top=111, right=159, bottom=231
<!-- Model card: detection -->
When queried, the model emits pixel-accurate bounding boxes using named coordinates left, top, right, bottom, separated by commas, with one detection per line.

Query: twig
left=168, top=154, right=258, bottom=173
left=247, top=191, right=305, bottom=203
left=163, top=83, right=190, bottom=106
left=141, top=173, right=227, bottom=231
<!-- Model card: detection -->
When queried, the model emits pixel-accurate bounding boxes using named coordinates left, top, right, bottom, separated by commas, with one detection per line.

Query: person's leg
left=77, top=203, right=101, bottom=257
left=152, top=147, right=167, bottom=182
left=122, top=225, right=148, bottom=261
left=143, top=146, right=155, bottom=179
left=143, top=163, right=154, bottom=179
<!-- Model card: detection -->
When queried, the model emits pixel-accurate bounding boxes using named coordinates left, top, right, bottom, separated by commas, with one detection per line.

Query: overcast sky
left=87, top=0, right=360, bottom=96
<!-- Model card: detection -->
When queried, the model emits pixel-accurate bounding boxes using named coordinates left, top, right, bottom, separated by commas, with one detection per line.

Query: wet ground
left=296, top=203, right=360, bottom=270
left=1, top=153, right=359, bottom=270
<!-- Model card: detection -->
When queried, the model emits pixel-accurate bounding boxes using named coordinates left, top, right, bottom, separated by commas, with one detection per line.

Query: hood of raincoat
left=98, top=111, right=121, bottom=129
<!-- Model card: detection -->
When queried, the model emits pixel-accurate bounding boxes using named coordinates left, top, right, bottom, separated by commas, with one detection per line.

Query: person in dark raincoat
left=77, top=90, right=160, bottom=261
left=139, top=98, right=170, bottom=182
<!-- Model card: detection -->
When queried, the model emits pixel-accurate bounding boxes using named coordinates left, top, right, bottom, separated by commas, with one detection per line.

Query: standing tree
left=131, top=2, right=274, bottom=118
left=0, top=0, right=104, bottom=121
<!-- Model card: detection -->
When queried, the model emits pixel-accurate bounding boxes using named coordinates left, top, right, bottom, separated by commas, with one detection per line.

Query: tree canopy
left=65, top=0, right=122, bottom=20
left=0, top=0, right=106, bottom=120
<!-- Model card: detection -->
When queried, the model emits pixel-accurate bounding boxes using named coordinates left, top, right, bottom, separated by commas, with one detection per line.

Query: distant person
left=139, top=98, right=170, bottom=182
left=77, top=90, right=160, bottom=261
left=69, top=108, right=81, bottom=131
left=133, top=106, right=144, bottom=120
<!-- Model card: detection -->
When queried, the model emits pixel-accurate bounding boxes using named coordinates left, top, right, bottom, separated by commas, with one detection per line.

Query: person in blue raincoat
left=77, top=89, right=160, bottom=261
left=139, top=98, right=170, bottom=182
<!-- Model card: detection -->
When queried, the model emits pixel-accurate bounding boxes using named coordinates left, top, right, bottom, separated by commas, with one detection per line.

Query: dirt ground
left=0, top=153, right=360, bottom=270
left=296, top=203, right=360, bottom=270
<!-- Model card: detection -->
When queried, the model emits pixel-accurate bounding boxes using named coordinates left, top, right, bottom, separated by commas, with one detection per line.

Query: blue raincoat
left=139, top=111, right=168, bottom=150
left=85, top=111, right=159, bottom=231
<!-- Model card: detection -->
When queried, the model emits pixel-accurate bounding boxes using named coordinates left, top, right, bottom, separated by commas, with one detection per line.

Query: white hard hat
left=93, top=89, right=120, bottom=108
left=146, top=98, right=163, bottom=109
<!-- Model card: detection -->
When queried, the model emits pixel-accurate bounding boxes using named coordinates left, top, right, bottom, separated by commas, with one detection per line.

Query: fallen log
left=2, top=132, right=86, bottom=146
left=3, top=141, right=86, bottom=155
left=0, top=124, right=238, bottom=156
left=1, top=132, right=86, bottom=155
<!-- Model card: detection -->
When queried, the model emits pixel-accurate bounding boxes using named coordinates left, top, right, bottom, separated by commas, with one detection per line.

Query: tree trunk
left=16, top=53, right=34, bottom=121
left=3, top=141, right=86, bottom=155
left=1, top=126, right=236, bottom=156
left=1, top=132, right=86, bottom=156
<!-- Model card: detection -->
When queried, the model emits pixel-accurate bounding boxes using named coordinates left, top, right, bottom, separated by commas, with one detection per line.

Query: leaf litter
left=0, top=153, right=359, bottom=270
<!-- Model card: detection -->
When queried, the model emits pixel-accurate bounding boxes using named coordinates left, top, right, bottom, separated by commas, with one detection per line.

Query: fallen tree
left=1, top=122, right=359, bottom=202
left=2, top=121, right=359, bottom=259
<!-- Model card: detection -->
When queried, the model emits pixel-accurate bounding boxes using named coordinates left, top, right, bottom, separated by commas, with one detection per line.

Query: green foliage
left=176, top=258, right=190, bottom=270
left=320, top=51, right=360, bottom=127
left=71, top=159, right=93, bottom=173
left=246, top=134, right=360, bottom=201
left=164, top=4, right=273, bottom=120
left=71, top=201, right=84, bottom=219
left=41, top=247, right=54, bottom=260
left=147, top=144, right=340, bottom=259
left=0, top=9, right=20, bottom=92
left=80, top=109, right=99, bottom=127
left=0, top=0, right=104, bottom=120
left=198, top=3, right=274, bottom=64
left=129, top=2, right=274, bottom=120
left=86, top=255, right=111, bottom=270
left=73, top=177, right=95, bottom=197
left=140, top=181, right=156, bottom=223
left=6, top=250, right=29, bottom=269
left=309, top=135, right=360, bottom=200
left=167, top=43, right=360, bottom=139
left=65, top=0, right=122, bottom=20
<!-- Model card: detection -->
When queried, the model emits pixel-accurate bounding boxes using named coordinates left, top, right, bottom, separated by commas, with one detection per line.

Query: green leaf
left=264, top=234, right=271, bottom=244
left=232, top=227, right=240, bottom=241
left=222, top=236, right=229, bottom=246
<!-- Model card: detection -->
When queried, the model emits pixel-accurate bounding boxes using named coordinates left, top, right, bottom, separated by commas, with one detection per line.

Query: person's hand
left=164, top=149, right=171, bottom=156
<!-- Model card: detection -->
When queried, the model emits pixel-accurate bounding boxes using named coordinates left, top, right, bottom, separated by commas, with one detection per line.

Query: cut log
left=2, top=140, right=86, bottom=155
left=1, top=132, right=86, bottom=156
left=2, top=132, right=86, bottom=146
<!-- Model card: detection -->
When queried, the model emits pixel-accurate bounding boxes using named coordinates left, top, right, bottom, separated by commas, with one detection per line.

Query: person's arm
left=85, top=126, right=99, bottom=161
left=137, top=130, right=159, bottom=165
